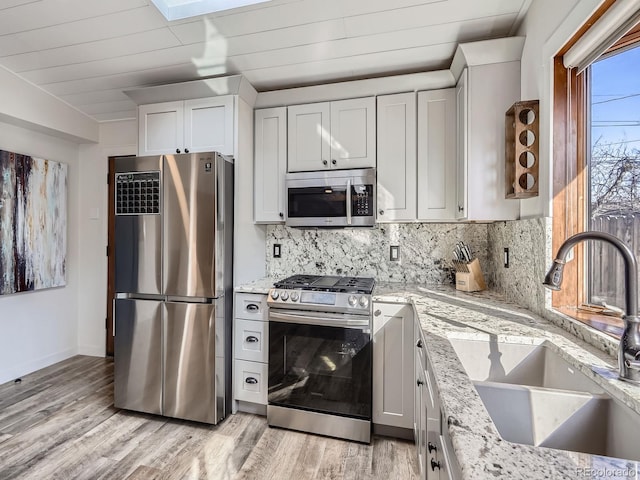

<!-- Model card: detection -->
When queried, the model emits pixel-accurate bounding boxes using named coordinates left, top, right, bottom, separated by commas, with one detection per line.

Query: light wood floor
left=0, top=356, right=419, bottom=480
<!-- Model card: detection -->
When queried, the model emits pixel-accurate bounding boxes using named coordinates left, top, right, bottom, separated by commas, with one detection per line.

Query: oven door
left=268, top=309, right=372, bottom=420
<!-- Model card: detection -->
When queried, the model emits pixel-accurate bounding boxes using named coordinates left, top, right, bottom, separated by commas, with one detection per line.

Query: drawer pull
left=430, top=459, right=441, bottom=471
left=246, top=304, right=259, bottom=312
left=245, top=335, right=259, bottom=343
left=417, top=379, right=424, bottom=387
left=416, top=339, right=423, bottom=348
left=245, top=377, right=258, bottom=385
left=428, top=442, right=437, bottom=453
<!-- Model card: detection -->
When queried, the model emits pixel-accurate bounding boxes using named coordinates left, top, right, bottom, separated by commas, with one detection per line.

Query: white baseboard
left=0, top=347, right=77, bottom=385
left=77, top=344, right=106, bottom=357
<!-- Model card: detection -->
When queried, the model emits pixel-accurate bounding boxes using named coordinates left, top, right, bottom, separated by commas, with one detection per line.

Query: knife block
left=455, top=258, right=486, bottom=292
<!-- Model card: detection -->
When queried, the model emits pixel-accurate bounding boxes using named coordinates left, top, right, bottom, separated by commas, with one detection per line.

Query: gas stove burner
left=274, top=274, right=375, bottom=294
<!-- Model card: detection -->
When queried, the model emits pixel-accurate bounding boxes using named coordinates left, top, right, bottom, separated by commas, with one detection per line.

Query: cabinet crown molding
left=450, top=37, right=525, bottom=82
left=124, top=75, right=257, bottom=107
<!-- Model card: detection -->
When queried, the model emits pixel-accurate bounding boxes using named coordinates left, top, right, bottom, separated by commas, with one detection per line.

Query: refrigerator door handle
left=112, top=298, right=116, bottom=337
left=166, top=295, right=214, bottom=304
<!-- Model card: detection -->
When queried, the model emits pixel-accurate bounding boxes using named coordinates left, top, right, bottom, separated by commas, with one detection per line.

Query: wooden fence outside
left=589, top=214, right=640, bottom=310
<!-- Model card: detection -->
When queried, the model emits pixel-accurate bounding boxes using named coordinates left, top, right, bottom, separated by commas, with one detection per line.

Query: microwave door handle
left=346, top=179, right=352, bottom=225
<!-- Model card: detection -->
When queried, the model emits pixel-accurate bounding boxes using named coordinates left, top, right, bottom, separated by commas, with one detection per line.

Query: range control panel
left=115, top=171, right=160, bottom=215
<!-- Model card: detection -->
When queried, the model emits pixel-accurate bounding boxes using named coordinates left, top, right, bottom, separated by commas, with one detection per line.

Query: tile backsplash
left=266, top=223, right=490, bottom=284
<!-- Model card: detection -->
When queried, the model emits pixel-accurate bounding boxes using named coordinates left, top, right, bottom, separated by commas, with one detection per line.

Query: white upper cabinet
left=455, top=70, right=468, bottom=220
left=254, top=107, right=287, bottom=223
left=184, top=97, right=234, bottom=155
left=138, top=96, right=234, bottom=156
left=417, top=88, right=457, bottom=221
left=138, top=101, right=184, bottom=156
left=288, top=97, right=375, bottom=172
left=329, top=97, right=376, bottom=169
left=287, top=102, right=330, bottom=172
left=376, top=92, right=417, bottom=221
left=456, top=62, right=520, bottom=221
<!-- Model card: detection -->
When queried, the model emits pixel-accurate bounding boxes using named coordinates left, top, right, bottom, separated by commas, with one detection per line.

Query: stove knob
left=270, top=290, right=279, bottom=300
left=290, top=292, right=299, bottom=302
left=280, top=291, right=289, bottom=301
left=358, top=296, right=369, bottom=308
left=348, top=295, right=358, bottom=307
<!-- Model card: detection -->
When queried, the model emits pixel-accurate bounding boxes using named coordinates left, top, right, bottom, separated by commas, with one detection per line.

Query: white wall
left=518, top=0, right=603, bottom=218
left=234, top=97, right=266, bottom=285
left=77, top=120, right=137, bottom=357
left=0, top=122, right=81, bottom=384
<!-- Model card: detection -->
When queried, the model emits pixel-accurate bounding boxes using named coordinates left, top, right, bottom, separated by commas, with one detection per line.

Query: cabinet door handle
left=374, top=309, right=381, bottom=316
left=279, top=212, right=284, bottom=218
left=379, top=209, right=384, bottom=215
left=416, top=339, right=423, bottom=348
left=417, top=379, right=424, bottom=386
left=245, top=335, right=259, bottom=343
left=322, top=160, right=328, bottom=166
left=246, top=304, right=259, bottom=312
left=430, top=459, right=441, bottom=471
left=176, top=148, right=181, bottom=154
left=458, top=205, right=464, bottom=212
left=245, top=377, right=258, bottom=384
left=185, top=148, right=190, bottom=153
left=331, top=159, right=337, bottom=165
left=428, top=442, right=437, bottom=453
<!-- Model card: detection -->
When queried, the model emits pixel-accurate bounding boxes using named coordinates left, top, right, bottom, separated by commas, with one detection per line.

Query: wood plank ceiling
left=0, top=0, right=531, bottom=122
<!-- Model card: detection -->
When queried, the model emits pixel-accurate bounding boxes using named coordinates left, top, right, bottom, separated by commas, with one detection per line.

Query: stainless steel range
left=267, top=275, right=375, bottom=443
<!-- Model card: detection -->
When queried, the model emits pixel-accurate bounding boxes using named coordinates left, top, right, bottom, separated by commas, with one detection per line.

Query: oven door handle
left=269, top=310, right=370, bottom=330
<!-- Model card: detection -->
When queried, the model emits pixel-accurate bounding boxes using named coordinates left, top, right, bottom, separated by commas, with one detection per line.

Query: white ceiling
left=0, top=0, right=531, bottom=122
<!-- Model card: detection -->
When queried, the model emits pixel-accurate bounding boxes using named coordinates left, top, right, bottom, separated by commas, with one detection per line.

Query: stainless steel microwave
left=285, top=168, right=376, bottom=227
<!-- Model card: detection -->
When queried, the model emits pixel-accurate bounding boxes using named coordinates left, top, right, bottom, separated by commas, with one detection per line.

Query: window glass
left=589, top=45, right=640, bottom=309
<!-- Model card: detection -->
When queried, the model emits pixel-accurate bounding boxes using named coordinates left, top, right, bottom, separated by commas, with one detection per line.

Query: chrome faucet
left=543, top=231, right=640, bottom=385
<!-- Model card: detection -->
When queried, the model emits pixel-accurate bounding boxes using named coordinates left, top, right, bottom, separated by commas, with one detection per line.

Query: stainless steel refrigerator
left=113, top=152, right=233, bottom=425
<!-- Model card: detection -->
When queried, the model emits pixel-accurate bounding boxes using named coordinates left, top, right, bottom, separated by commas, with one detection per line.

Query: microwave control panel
left=352, top=185, right=373, bottom=216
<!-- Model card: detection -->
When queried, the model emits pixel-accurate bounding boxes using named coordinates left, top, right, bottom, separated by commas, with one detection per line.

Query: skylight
left=151, top=0, right=272, bottom=21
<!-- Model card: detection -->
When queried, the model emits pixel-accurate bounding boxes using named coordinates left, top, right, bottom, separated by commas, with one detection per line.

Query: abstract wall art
left=0, top=150, right=67, bottom=295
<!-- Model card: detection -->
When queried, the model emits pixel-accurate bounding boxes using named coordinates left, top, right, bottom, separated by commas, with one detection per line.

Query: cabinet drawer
left=234, top=319, right=268, bottom=363
left=234, top=359, right=268, bottom=405
left=235, top=293, right=268, bottom=321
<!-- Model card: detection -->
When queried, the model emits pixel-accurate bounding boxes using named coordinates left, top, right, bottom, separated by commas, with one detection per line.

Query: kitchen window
left=552, top=2, right=640, bottom=337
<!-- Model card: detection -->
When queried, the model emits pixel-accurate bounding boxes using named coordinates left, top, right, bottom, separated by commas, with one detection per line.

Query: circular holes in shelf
left=519, top=108, right=536, bottom=125
left=519, top=151, right=536, bottom=168
left=519, top=130, right=536, bottom=147
left=518, top=173, right=536, bottom=190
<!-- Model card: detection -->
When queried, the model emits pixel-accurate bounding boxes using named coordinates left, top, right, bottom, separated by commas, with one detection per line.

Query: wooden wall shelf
left=505, top=100, right=539, bottom=199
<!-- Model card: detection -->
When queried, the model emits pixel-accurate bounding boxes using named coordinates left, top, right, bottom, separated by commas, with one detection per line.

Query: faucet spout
left=544, top=231, right=640, bottom=385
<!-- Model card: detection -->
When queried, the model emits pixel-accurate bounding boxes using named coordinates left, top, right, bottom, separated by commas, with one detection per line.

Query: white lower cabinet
left=415, top=317, right=460, bottom=480
left=373, top=302, right=415, bottom=428
left=233, top=293, right=269, bottom=412
left=233, top=359, right=268, bottom=404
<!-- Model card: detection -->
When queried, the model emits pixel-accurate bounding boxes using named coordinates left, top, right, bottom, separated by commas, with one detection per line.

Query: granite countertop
left=235, top=278, right=640, bottom=479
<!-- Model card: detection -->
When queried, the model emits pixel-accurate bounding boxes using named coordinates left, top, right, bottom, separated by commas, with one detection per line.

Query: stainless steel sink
left=448, top=338, right=603, bottom=394
left=449, top=337, right=640, bottom=461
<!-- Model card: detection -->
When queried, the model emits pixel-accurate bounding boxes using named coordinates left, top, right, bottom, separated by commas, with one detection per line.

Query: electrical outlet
left=273, top=243, right=281, bottom=258
left=504, top=247, right=510, bottom=268
left=390, top=245, right=400, bottom=261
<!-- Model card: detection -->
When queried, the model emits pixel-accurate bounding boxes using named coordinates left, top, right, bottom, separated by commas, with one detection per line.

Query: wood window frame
left=551, top=0, right=629, bottom=337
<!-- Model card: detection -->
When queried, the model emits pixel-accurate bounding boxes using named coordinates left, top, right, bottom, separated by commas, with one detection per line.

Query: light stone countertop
left=235, top=278, right=640, bottom=479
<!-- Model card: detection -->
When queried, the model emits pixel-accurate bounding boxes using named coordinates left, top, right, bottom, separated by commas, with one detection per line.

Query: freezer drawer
left=163, top=301, right=224, bottom=424
left=114, top=298, right=162, bottom=415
